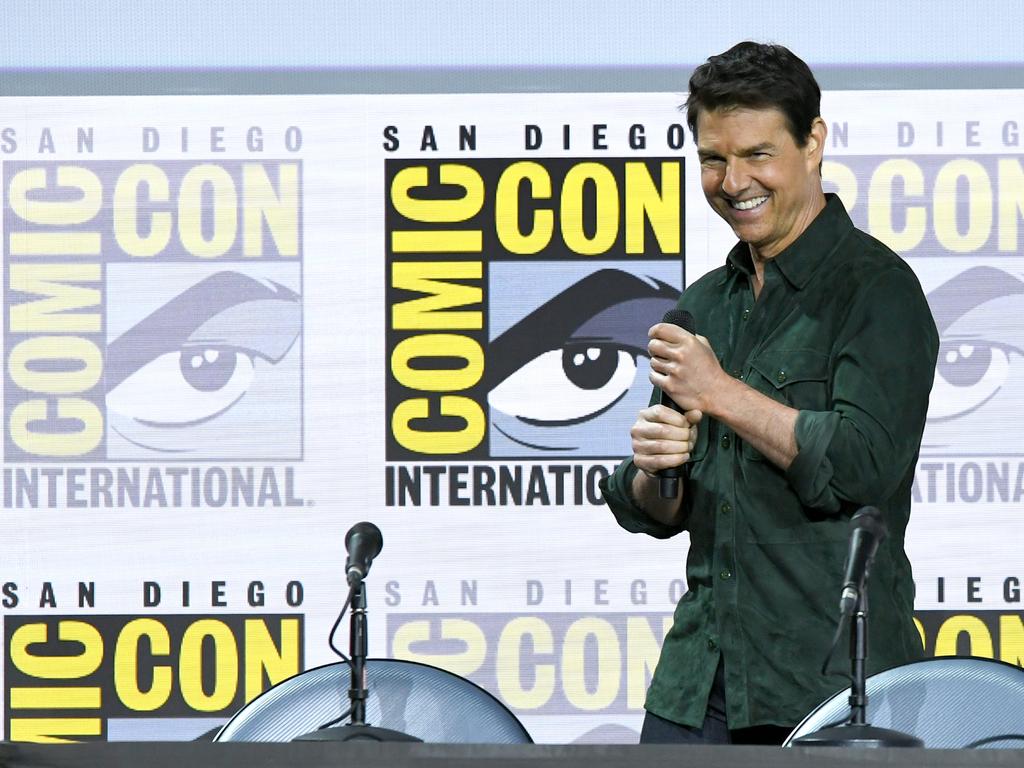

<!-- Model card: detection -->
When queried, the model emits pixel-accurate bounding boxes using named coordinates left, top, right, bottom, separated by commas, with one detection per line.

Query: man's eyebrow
left=697, top=142, right=774, bottom=161
left=739, top=142, right=775, bottom=155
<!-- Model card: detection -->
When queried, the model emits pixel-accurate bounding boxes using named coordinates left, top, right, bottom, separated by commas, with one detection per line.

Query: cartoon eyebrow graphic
left=106, top=271, right=301, bottom=390
left=486, top=268, right=680, bottom=390
left=927, top=266, right=1024, bottom=334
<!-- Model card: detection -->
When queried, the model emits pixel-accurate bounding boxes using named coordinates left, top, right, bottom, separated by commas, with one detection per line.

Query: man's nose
left=722, top=160, right=749, bottom=197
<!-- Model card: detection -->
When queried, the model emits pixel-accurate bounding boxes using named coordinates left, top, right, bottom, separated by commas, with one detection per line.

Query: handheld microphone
left=345, top=522, right=383, bottom=587
left=839, top=506, right=887, bottom=616
left=658, top=309, right=696, bottom=499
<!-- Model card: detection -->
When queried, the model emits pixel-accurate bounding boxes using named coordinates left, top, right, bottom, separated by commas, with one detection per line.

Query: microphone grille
left=662, top=309, right=696, bottom=334
left=346, top=521, right=383, bottom=555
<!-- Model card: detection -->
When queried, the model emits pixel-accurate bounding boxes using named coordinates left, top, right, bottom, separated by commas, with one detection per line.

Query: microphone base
left=293, top=724, right=423, bottom=743
left=791, top=723, right=923, bottom=748
left=659, top=476, right=680, bottom=499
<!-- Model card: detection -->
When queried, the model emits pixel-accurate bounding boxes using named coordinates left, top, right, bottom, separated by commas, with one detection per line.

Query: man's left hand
left=647, top=322, right=726, bottom=414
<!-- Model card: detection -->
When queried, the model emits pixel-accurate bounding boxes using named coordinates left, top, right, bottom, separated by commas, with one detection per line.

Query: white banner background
left=0, top=90, right=1021, bottom=744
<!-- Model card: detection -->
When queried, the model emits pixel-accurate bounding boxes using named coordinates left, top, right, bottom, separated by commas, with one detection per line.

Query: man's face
left=697, top=106, right=825, bottom=259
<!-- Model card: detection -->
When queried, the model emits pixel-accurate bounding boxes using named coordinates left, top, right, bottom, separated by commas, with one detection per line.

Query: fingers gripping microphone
left=658, top=309, right=696, bottom=499
left=345, top=522, right=383, bottom=587
left=839, top=507, right=887, bottom=616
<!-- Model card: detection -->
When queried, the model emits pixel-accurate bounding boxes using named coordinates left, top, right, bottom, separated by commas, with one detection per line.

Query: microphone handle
left=657, top=386, right=686, bottom=498
left=659, top=475, right=680, bottom=499
left=655, top=309, right=696, bottom=500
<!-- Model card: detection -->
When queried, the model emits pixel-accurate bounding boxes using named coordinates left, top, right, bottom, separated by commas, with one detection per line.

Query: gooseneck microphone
left=658, top=309, right=696, bottom=499
left=839, top=506, right=887, bottom=616
left=345, top=522, right=383, bottom=587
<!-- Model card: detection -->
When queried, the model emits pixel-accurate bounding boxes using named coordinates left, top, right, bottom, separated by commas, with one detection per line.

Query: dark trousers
left=639, top=660, right=793, bottom=745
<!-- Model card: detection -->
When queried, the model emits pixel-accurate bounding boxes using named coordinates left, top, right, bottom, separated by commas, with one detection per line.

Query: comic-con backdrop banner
left=0, top=91, right=1021, bottom=744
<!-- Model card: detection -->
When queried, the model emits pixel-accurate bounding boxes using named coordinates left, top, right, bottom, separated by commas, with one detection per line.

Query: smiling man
left=599, top=43, right=939, bottom=745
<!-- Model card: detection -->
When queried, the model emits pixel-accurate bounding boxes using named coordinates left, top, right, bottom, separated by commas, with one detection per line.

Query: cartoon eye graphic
left=106, top=271, right=300, bottom=449
left=486, top=269, right=680, bottom=454
left=924, top=266, right=1024, bottom=426
left=107, top=346, right=256, bottom=426
left=489, top=342, right=638, bottom=425
left=928, top=338, right=1022, bottom=422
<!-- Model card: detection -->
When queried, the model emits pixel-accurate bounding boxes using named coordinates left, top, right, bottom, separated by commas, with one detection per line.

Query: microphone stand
left=792, top=591, right=922, bottom=748
left=294, top=580, right=421, bottom=742
left=348, top=582, right=370, bottom=726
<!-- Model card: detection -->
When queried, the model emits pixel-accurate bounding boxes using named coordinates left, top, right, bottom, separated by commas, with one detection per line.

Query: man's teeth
left=732, top=195, right=768, bottom=210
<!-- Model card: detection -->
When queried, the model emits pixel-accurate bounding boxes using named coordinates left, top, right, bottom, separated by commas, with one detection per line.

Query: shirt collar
left=724, top=193, right=853, bottom=290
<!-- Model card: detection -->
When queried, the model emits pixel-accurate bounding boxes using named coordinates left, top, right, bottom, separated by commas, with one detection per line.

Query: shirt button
left=776, top=370, right=787, bottom=384
left=720, top=570, right=732, bottom=580
left=720, top=502, right=731, bottom=514
left=720, top=434, right=731, bottom=449
left=707, top=638, right=717, bottom=650
left=742, top=308, right=751, bottom=321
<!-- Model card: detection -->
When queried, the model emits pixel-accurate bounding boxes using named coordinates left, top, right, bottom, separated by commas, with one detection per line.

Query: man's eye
left=928, top=339, right=1021, bottom=422
left=489, top=343, right=638, bottom=425
left=107, top=346, right=255, bottom=426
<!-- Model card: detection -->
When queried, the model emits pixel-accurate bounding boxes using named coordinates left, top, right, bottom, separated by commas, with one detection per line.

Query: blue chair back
left=785, top=656, right=1024, bottom=748
left=215, top=658, right=532, bottom=744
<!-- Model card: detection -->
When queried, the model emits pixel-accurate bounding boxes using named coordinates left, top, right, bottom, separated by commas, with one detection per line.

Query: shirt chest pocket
left=742, top=349, right=830, bottom=460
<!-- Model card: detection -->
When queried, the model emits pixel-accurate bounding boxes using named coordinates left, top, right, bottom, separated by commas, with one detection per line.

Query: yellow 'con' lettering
left=242, top=163, right=299, bottom=257
left=934, top=614, right=994, bottom=658
left=114, top=619, right=173, bottom=712
left=495, top=162, right=554, bottom=254
left=562, top=618, right=620, bottom=711
left=559, top=163, right=619, bottom=255
left=113, top=163, right=172, bottom=257
left=934, top=159, right=992, bottom=253
left=868, top=159, right=927, bottom=252
left=179, top=620, right=239, bottom=711
left=998, top=158, right=1024, bottom=251
left=624, top=161, right=680, bottom=254
left=244, top=618, right=301, bottom=702
left=496, top=617, right=556, bottom=709
left=626, top=616, right=672, bottom=709
left=178, top=165, right=239, bottom=258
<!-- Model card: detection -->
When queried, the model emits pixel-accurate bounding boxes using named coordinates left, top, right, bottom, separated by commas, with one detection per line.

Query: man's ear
left=806, top=116, right=827, bottom=169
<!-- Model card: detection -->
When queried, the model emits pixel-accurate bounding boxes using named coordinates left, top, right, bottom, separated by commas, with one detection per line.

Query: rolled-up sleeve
left=786, top=409, right=842, bottom=512
left=599, top=459, right=685, bottom=539
left=784, top=265, right=938, bottom=512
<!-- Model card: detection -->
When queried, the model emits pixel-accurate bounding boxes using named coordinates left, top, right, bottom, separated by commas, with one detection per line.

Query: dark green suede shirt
left=599, top=194, right=939, bottom=729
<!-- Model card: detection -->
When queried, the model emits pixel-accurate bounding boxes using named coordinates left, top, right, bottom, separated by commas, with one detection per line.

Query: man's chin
left=728, top=222, right=763, bottom=244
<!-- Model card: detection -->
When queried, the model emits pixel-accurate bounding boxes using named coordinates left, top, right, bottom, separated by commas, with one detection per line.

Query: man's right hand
left=630, top=404, right=702, bottom=477
left=628, top=405, right=702, bottom=526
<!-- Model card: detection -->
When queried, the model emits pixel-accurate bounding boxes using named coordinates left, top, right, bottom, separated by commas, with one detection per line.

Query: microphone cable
left=314, top=582, right=358, bottom=730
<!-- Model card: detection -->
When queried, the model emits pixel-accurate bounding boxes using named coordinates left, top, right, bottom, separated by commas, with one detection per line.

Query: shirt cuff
left=599, top=459, right=685, bottom=539
left=786, top=410, right=842, bottom=514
